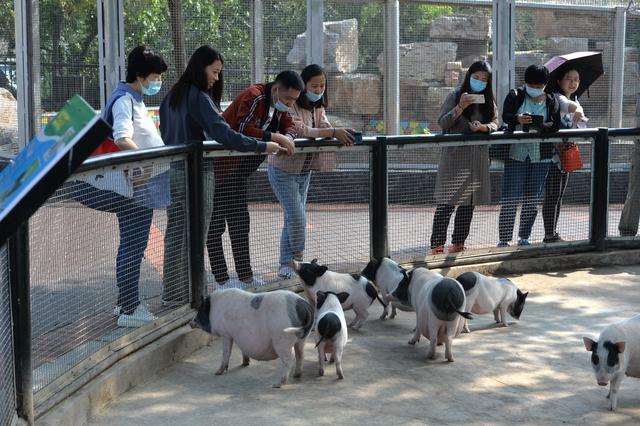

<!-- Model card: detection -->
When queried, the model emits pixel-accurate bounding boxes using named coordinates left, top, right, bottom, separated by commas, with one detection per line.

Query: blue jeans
left=498, top=158, right=550, bottom=243
left=74, top=181, right=153, bottom=314
left=267, top=164, right=311, bottom=265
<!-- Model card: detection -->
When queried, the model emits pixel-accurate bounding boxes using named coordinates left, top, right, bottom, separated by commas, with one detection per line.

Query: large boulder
left=0, top=88, right=18, bottom=154
left=286, top=19, right=359, bottom=73
left=377, top=42, right=457, bottom=82
left=329, top=73, right=380, bottom=116
left=429, top=15, right=491, bottom=40
left=545, top=37, right=589, bottom=55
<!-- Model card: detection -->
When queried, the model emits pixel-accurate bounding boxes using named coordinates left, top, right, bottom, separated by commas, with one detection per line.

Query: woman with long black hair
left=430, top=60, right=498, bottom=254
left=159, top=45, right=284, bottom=301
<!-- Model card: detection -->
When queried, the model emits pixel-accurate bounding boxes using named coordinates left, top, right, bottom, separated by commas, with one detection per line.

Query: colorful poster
left=0, top=95, right=99, bottom=219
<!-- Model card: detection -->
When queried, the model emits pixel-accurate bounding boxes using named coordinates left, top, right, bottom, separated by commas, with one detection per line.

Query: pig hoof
left=447, top=357, right=454, bottom=362
left=408, top=339, right=417, bottom=345
left=318, top=369, right=324, bottom=377
left=337, top=373, right=344, bottom=380
left=379, top=314, right=386, bottom=320
left=390, top=314, right=397, bottom=319
left=272, top=383, right=282, bottom=389
left=215, top=366, right=228, bottom=375
left=293, top=371, right=302, bottom=378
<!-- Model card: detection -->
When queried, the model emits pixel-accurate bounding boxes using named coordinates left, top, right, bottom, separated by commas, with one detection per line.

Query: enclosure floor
left=88, top=264, right=640, bottom=425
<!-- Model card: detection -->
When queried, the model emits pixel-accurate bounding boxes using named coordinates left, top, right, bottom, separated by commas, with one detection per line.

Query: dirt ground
left=88, top=265, right=640, bottom=426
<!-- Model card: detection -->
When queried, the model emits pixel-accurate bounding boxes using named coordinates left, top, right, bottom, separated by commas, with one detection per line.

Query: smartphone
left=353, top=132, right=363, bottom=144
left=467, top=94, right=485, bottom=104
left=530, top=114, right=544, bottom=125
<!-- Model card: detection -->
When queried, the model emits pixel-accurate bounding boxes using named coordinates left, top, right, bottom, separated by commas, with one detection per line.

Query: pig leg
left=463, top=318, right=471, bottom=333
left=241, top=353, right=250, bottom=367
left=293, top=340, right=304, bottom=378
left=493, top=308, right=501, bottom=323
left=335, top=346, right=345, bottom=379
left=349, top=306, right=368, bottom=329
left=408, top=321, right=421, bottom=345
left=426, top=322, right=440, bottom=360
left=390, top=303, right=398, bottom=319
left=273, top=344, right=294, bottom=388
left=216, top=336, right=233, bottom=375
left=444, top=327, right=454, bottom=362
left=499, top=305, right=509, bottom=327
left=608, top=373, right=624, bottom=411
left=317, top=342, right=326, bottom=377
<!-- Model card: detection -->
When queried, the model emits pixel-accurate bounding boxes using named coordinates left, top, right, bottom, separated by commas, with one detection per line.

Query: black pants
left=430, top=204, right=475, bottom=248
left=542, top=164, right=569, bottom=238
left=206, top=155, right=265, bottom=283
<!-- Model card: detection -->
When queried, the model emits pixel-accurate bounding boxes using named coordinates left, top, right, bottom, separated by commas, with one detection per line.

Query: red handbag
left=558, top=142, right=583, bottom=173
left=91, top=138, right=121, bottom=157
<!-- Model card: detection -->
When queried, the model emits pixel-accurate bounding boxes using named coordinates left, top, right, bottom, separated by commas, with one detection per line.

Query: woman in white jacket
left=268, top=64, right=355, bottom=279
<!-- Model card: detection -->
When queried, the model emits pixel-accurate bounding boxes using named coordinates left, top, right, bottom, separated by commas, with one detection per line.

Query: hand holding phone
left=467, top=94, right=485, bottom=104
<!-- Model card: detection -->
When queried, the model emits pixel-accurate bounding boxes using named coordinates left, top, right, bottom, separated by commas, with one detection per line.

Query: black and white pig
left=361, top=256, right=414, bottom=320
left=293, top=259, right=386, bottom=328
left=315, top=291, right=349, bottom=379
left=456, top=271, right=528, bottom=333
left=388, top=267, right=472, bottom=362
left=583, top=314, right=640, bottom=411
left=190, top=288, right=313, bottom=388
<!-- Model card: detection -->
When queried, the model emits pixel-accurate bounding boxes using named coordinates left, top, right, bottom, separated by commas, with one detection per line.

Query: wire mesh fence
left=204, top=146, right=370, bottom=291
left=28, top=156, right=190, bottom=394
left=398, top=1, right=492, bottom=134
left=0, top=243, right=16, bottom=426
left=388, top=138, right=593, bottom=264
left=514, top=5, right=616, bottom=128
left=608, top=137, right=640, bottom=238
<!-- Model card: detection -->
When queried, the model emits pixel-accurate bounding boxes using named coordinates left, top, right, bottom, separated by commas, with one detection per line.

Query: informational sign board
left=0, top=95, right=111, bottom=243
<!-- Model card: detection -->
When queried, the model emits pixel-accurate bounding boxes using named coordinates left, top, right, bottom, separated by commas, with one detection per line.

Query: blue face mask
left=305, top=90, right=323, bottom=102
left=526, top=85, right=546, bottom=98
left=274, top=98, right=289, bottom=112
left=470, top=78, right=487, bottom=93
left=142, top=80, right=162, bottom=96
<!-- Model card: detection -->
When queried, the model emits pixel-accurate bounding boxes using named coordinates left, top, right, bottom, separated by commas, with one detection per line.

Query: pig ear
left=336, top=292, right=350, bottom=304
left=583, top=337, right=596, bottom=351
left=615, top=341, right=626, bottom=354
left=311, top=258, right=319, bottom=264
left=316, top=291, right=327, bottom=309
left=317, top=265, right=329, bottom=276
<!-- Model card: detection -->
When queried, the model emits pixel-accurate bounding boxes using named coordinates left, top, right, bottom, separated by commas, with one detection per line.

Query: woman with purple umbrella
left=541, top=51, right=602, bottom=243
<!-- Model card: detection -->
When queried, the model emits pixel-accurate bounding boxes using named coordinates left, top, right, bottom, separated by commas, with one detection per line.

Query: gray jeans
left=162, top=161, right=215, bottom=301
left=619, top=140, right=640, bottom=236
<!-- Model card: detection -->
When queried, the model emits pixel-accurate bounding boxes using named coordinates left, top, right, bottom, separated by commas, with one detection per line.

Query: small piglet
left=456, top=271, right=528, bottom=333
left=293, top=259, right=386, bottom=328
left=361, top=256, right=414, bottom=320
left=389, top=267, right=472, bottom=362
left=315, top=291, right=349, bottom=379
left=190, top=288, right=313, bottom=388
left=583, top=314, right=640, bottom=411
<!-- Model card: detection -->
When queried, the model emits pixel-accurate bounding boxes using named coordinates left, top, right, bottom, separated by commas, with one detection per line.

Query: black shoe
left=543, top=234, right=563, bottom=244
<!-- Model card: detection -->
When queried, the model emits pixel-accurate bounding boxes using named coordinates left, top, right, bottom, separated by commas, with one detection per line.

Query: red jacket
left=215, top=83, right=297, bottom=183
left=222, top=82, right=297, bottom=141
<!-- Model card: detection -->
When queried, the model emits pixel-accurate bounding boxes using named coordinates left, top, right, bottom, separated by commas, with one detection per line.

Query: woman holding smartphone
left=430, top=60, right=498, bottom=254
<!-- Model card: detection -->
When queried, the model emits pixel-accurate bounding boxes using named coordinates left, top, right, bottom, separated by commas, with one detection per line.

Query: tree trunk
left=168, top=0, right=186, bottom=73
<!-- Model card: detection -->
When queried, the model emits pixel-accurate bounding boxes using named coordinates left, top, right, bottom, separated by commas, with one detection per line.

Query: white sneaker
left=113, top=306, right=122, bottom=316
left=117, top=303, right=158, bottom=328
left=278, top=266, right=296, bottom=280
left=243, top=276, right=267, bottom=287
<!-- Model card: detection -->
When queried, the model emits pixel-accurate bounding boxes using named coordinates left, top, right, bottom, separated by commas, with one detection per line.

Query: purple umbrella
left=544, top=51, right=604, bottom=99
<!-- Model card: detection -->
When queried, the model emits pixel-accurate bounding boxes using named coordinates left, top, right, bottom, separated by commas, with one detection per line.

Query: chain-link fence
left=28, top=156, right=190, bottom=395
left=0, top=243, right=16, bottom=426
left=388, top=137, right=593, bottom=264
left=204, top=145, right=370, bottom=290
left=608, top=137, right=640, bottom=239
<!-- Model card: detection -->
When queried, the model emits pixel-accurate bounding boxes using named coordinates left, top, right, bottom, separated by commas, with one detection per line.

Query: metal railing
left=1, top=126, right=639, bottom=423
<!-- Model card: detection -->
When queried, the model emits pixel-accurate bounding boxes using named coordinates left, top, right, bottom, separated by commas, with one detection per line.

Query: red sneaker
left=431, top=245, right=445, bottom=255
left=448, top=244, right=465, bottom=254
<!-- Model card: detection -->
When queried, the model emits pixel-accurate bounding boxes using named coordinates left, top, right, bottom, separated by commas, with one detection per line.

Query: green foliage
left=515, top=9, right=546, bottom=51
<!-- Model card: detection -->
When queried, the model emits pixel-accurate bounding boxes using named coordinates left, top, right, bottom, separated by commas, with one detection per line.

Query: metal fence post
left=306, top=0, right=324, bottom=66
left=610, top=7, right=626, bottom=128
left=97, top=0, right=125, bottom=110
left=591, top=128, right=610, bottom=251
left=383, top=0, right=399, bottom=135
left=370, top=138, right=389, bottom=260
left=188, top=142, right=204, bottom=307
left=8, top=224, right=33, bottom=425
left=493, top=0, right=515, bottom=118
left=251, top=0, right=265, bottom=83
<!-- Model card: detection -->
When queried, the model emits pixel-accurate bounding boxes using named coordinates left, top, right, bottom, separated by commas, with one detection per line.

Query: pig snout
left=189, top=320, right=201, bottom=330
left=598, top=381, right=608, bottom=387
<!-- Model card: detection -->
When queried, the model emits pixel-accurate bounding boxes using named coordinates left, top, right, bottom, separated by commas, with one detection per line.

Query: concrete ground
left=86, top=265, right=640, bottom=426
